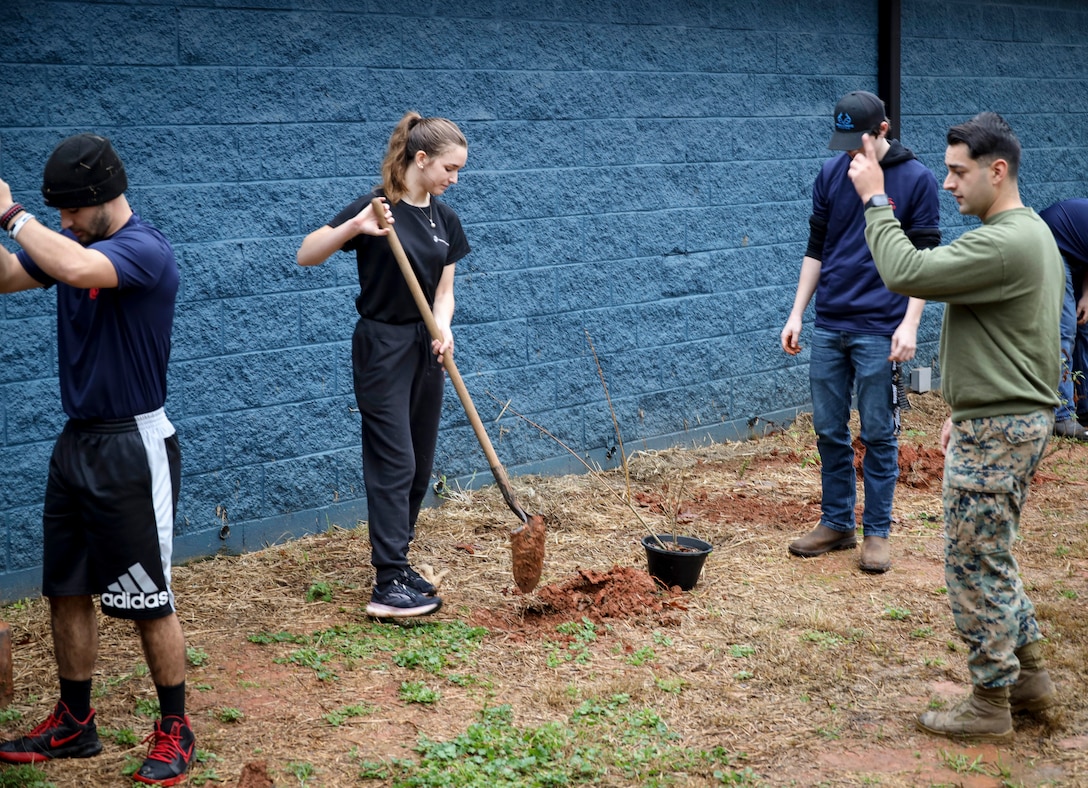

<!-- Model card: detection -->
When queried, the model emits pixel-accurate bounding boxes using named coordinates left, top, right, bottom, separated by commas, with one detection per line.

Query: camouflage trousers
left=942, top=410, right=1052, bottom=688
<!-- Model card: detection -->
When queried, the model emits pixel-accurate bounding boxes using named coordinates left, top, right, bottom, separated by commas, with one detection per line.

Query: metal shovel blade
left=510, top=514, right=546, bottom=593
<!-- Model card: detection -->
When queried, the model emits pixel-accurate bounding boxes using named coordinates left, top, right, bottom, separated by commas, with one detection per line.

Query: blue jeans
left=810, top=328, right=898, bottom=539
left=1057, top=261, right=1077, bottom=422
left=1057, top=258, right=1088, bottom=422
left=1076, top=327, right=1088, bottom=423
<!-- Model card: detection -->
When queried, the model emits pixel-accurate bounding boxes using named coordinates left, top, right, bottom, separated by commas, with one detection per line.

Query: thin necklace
left=415, top=200, right=435, bottom=228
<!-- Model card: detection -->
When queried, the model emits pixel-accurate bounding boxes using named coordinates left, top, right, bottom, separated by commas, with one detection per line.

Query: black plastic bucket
left=642, top=534, right=712, bottom=591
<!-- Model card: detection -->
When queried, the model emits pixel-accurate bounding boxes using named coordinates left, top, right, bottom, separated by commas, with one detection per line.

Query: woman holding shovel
left=297, top=112, right=470, bottom=618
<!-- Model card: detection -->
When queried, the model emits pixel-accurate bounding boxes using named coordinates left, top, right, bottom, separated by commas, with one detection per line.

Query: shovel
left=370, top=198, right=546, bottom=593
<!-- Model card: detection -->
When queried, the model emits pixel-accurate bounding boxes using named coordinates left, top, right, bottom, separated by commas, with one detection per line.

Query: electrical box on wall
left=911, top=367, right=932, bottom=393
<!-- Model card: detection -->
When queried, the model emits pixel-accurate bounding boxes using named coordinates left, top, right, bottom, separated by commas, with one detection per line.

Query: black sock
left=59, top=677, right=92, bottom=721
left=155, top=681, right=186, bottom=720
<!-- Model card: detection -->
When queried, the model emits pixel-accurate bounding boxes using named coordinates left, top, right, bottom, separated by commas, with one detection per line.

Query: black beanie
left=41, top=133, right=128, bottom=208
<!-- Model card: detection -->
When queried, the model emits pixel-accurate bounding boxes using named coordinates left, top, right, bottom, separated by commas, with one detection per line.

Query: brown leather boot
left=788, top=524, right=856, bottom=557
left=916, top=685, right=1013, bottom=741
left=1010, top=640, right=1057, bottom=714
left=859, top=535, right=891, bottom=573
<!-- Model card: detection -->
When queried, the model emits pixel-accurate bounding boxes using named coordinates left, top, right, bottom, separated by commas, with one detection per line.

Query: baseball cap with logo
left=828, top=91, right=887, bottom=151
left=41, top=133, right=128, bottom=208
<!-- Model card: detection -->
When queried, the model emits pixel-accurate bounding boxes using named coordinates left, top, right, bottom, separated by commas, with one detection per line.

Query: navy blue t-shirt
left=330, top=189, right=470, bottom=324
left=1040, top=199, right=1088, bottom=272
left=18, top=214, right=178, bottom=420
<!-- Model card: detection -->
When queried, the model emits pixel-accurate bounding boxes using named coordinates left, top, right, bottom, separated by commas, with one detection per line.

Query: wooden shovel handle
left=370, top=198, right=527, bottom=523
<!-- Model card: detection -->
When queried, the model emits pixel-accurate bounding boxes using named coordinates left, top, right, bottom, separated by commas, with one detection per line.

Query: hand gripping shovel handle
left=370, top=199, right=528, bottom=524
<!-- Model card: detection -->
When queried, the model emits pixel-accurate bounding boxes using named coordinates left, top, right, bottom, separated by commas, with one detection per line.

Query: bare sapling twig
left=584, top=329, right=632, bottom=503
left=486, top=391, right=670, bottom=551
left=666, top=477, right=686, bottom=546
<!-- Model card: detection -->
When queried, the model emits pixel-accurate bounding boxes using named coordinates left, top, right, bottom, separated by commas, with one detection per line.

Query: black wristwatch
left=865, top=194, right=891, bottom=210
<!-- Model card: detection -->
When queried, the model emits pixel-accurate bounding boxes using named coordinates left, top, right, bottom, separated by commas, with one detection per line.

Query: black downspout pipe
left=877, top=0, right=902, bottom=139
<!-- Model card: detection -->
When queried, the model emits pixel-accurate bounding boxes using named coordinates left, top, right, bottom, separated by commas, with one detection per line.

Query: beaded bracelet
left=0, top=203, right=23, bottom=232
left=8, top=212, right=34, bottom=240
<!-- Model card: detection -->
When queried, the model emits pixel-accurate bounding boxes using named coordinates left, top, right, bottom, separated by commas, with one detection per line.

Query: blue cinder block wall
left=1, top=0, right=1087, bottom=600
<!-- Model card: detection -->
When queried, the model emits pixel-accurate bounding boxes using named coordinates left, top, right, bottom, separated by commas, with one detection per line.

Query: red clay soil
left=534, top=566, right=684, bottom=621
left=635, top=486, right=822, bottom=527
left=856, top=436, right=1061, bottom=491
left=894, top=443, right=946, bottom=488
left=236, top=761, right=274, bottom=788
left=509, top=513, right=547, bottom=593
left=854, top=437, right=946, bottom=488
left=470, top=566, right=687, bottom=637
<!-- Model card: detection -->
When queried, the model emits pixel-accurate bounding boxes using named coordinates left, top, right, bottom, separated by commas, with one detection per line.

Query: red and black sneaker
left=0, top=701, right=102, bottom=763
left=133, top=715, right=195, bottom=786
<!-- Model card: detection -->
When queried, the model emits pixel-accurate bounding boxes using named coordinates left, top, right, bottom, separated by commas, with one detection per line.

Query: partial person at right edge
left=781, top=90, right=941, bottom=575
left=1039, top=199, right=1088, bottom=441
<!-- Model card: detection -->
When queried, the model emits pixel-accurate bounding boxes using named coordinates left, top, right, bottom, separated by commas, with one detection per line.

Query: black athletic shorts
left=42, top=408, right=181, bottom=620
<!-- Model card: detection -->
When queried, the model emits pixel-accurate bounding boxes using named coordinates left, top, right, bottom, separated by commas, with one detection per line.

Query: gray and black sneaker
left=0, top=701, right=103, bottom=763
left=402, top=567, right=437, bottom=596
left=366, top=579, right=442, bottom=618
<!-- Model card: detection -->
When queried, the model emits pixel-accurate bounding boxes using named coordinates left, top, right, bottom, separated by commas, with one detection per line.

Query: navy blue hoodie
left=807, top=140, right=941, bottom=335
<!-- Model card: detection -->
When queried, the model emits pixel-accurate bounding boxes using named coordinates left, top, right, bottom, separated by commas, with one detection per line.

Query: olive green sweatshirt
left=863, top=205, right=1062, bottom=421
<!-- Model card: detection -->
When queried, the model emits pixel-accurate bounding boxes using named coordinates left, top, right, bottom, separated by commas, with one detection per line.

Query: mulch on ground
left=1, top=391, right=1086, bottom=786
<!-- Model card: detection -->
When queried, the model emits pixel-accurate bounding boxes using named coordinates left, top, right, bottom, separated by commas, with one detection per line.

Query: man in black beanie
left=0, top=134, right=194, bottom=786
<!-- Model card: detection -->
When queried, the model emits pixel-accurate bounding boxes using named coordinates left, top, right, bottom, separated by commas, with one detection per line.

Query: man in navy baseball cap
left=829, top=90, right=888, bottom=151
left=782, top=91, right=941, bottom=575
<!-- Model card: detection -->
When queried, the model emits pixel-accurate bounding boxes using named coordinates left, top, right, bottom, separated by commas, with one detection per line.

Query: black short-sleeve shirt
left=329, top=189, right=471, bottom=324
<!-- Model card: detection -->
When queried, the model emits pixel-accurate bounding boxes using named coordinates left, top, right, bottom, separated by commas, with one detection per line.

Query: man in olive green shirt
left=848, top=112, right=1062, bottom=740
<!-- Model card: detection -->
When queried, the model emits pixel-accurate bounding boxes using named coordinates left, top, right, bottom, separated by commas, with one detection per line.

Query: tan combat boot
left=1010, top=640, right=1057, bottom=714
left=788, top=524, right=856, bottom=557
left=916, top=685, right=1013, bottom=741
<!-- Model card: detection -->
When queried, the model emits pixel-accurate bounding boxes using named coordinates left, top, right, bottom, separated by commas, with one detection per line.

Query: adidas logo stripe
left=101, top=563, right=169, bottom=611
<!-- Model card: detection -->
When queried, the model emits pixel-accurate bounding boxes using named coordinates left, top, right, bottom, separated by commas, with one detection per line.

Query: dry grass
left=1, top=391, right=1087, bottom=786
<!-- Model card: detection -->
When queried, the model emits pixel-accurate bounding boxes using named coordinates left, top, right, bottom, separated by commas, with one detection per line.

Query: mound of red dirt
left=471, top=566, right=686, bottom=637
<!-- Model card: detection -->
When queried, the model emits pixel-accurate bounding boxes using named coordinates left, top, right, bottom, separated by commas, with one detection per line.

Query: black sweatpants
left=352, top=318, right=445, bottom=586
